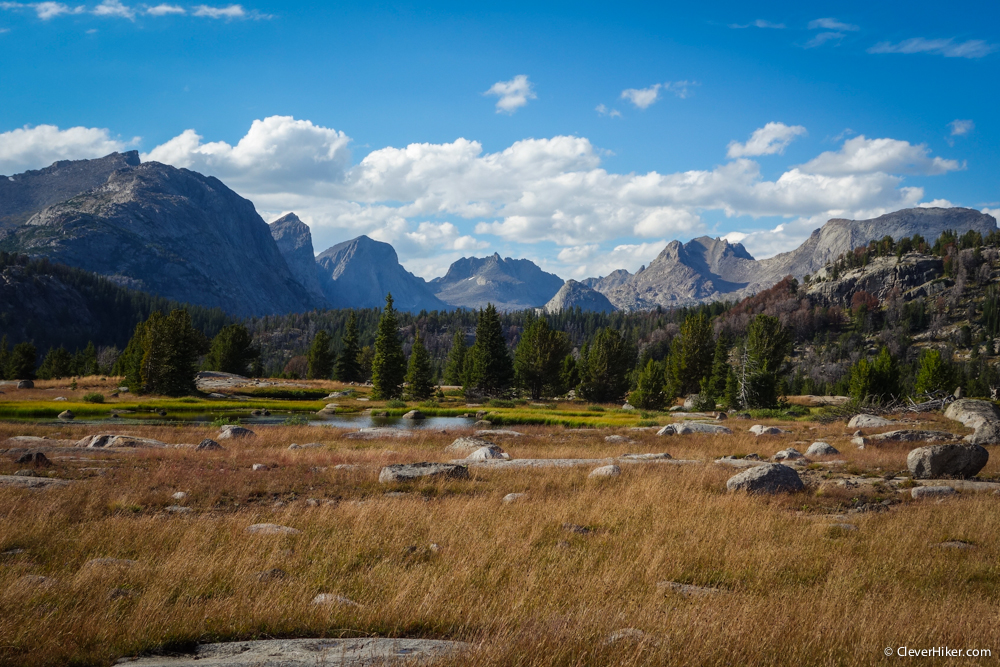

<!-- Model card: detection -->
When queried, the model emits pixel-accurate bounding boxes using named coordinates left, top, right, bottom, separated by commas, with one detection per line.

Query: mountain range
left=0, top=152, right=996, bottom=317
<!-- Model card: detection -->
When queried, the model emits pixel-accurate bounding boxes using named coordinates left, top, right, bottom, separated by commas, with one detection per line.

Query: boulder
left=57, top=410, right=74, bottom=420
left=945, top=399, right=1000, bottom=429
left=196, top=439, right=224, bottom=451
left=16, top=380, right=34, bottom=389
left=658, top=422, right=732, bottom=436
left=245, top=523, right=301, bottom=535
left=621, top=403, right=636, bottom=411
left=771, top=447, right=804, bottom=461
left=473, top=420, right=493, bottom=428
left=726, top=463, right=804, bottom=494
left=217, top=425, right=256, bottom=440
left=288, top=442, right=325, bottom=450
left=467, top=445, right=509, bottom=461
left=378, top=462, right=470, bottom=483
left=911, top=486, right=957, bottom=499
left=966, top=423, right=1000, bottom=446
left=805, top=442, right=839, bottom=456
left=14, top=451, right=52, bottom=467
left=171, top=491, right=188, bottom=501
left=715, top=412, right=728, bottom=420
left=53, top=396, right=67, bottom=401
left=749, top=425, right=784, bottom=436
left=402, top=410, right=425, bottom=420
left=847, top=414, right=894, bottom=429
left=588, top=464, right=621, bottom=478
left=502, top=492, right=527, bottom=503
left=604, top=435, right=634, bottom=444
left=445, top=437, right=496, bottom=453
left=76, top=434, right=167, bottom=448
left=907, top=444, right=988, bottom=479
left=682, top=394, right=702, bottom=410
left=251, top=463, right=268, bottom=471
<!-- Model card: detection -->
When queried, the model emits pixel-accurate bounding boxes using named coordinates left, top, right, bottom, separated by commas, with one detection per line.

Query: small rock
left=502, top=492, right=527, bottom=504
left=715, top=412, right=728, bottom=420
left=657, top=581, right=722, bottom=597
left=473, top=420, right=493, bottom=428
left=621, top=403, right=636, bottom=411
left=312, top=593, right=360, bottom=606
left=726, top=463, right=804, bottom=494
left=171, top=491, right=188, bottom=501
left=847, top=414, right=894, bottom=429
left=165, top=505, right=191, bottom=513
left=588, top=464, right=621, bottom=478
left=17, top=380, right=34, bottom=389
left=853, top=430, right=863, bottom=437
left=604, top=434, right=634, bottom=444
left=771, top=447, right=804, bottom=462
left=305, top=498, right=320, bottom=507
left=218, top=426, right=255, bottom=440
left=53, top=396, right=67, bottom=401
left=562, top=523, right=593, bottom=534
left=965, top=423, right=1000, bottom=446
left=445, top=436, right=496, bottom=453
left=251, top=463, right=268, bottom=471
left=14, top=451, right=52, bottom=467
left=475, top=429, right=523, bottom=438
left=936, top=540, right=975, bottom=549
left=467, top=445, right=510, bottom=461
left=604, top=628, right=646, bottom=645
left=805, top=442, right=839, bottom=456
left=620, top=452, right=672, bottom=460
left=57, top=410, right=74, bottom=420
left=245, top=523, right=301, bottom=535
left=333, top=464, right=358, bottom=471
left=196, top=439, right=224, bottom=451
left=911, top=486, right=957, bottom=499
left=13, top=469, right=37, bottom=477
left=402, top=410, right=425, bottom=420
left=658, top=422, right=732, bottom=436
left=749, top=424, right=784, bottom=436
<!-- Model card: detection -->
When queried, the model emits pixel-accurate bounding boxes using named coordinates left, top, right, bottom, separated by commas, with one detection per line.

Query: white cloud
left=729, top=19, right=785, bottom=29
left=982, top=208, right=1000, bottom=223
left=595, top=104, right=621, bottom=118
left=727, top=122, right=807, bottom=158
left=557, top=241, right=667, bottom=279
left=620, top=84, right=660, bottom=109
left=664, top=80, right=694, bottom=99
left=805, top=32, right=844, bottom=48
left=799, top=135, right=962, bottom=176
left=0, top=123, right=134, bottom=174
left=868, top=38, right=997, bottom=59
left=484, top=75, right=535, bottom=114
left=92, top=0, right=133, bottom=19
left=808, top=18, right=859, bottom=31
left=919, top=199, right=955, bottom=208
left=0, top=2, right=85, bottom=19
left=192, top=4, right=244, bottom=18
left=949, top=119, right=974, bottom=136
left=145, top=3, right=184, bottom=15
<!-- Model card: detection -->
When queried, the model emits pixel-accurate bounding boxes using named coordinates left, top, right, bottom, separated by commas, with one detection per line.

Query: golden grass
left=1, top=394, right=998, bottom=665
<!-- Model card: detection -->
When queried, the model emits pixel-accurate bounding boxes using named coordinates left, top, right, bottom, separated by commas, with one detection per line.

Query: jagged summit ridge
left=269, top=213, right=328, bottom=304
left=431, top=253, right=564, bottom=311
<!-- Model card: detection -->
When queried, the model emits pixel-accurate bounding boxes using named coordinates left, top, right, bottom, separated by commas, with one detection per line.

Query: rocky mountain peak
left=269, top=212, right=327, bottom=304
left=544, top=279, right=616, bottom=314
left=431, top=253, right=564, bottom=311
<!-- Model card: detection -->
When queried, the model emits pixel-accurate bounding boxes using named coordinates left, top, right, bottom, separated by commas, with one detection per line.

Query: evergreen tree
left=578, top=328, right=635, bottom=403
left=0, top=336, right=9, bottom=380
left=79, top=341, right=99, bottom=376
left=706, top=335, right=730, bottom=399
left=667, top=313, right=715, bottom=397
left=358, top=345, right=375, bottom=382
left=629, top=358, right=666, bottom=410
left=514, top=316, right=571, bottom=399
left=371, top=294, right=407, bottom=399
left=849, top=347, right=900, bottom=402
left=8, top=342, right=37, bottom=380
left=468, top=304, right=515, bottom=397
left=443, top=330, right=468, bottom=386
left=114, top=310, right=207, bottom=395
left=915, top=348, right=952, bottom=394
left=205, top=324, right=259, bottom=376
left=37, top=347, right=73, bottom=379
left=335, top=312, right=363, bottom=383
left=559, top=354, right=579, bottom=395
left=740, top=314, right=791, bottom=408
left=307, top=330, right=336, bottom=380
left=405, top=332, right=435, bottom=399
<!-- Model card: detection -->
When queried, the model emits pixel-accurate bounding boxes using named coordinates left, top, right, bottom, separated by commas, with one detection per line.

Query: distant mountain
left=0, top=151, right=141, bottom=231
left=315, top=235, right=449, bottom=312
left=544, top=279, right=616, bottom=314
left=593, top=207, right=998, bottom=310
left=431, top=253, right=564, bottom=311
left=269, top=213, right=328, bottom=305
left=581, top=268, right=632, bottom=293
left=0, top=160, right=318, bottom=317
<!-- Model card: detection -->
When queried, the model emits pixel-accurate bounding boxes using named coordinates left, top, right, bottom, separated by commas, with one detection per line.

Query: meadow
left=1, top=378, right=998, bottom=666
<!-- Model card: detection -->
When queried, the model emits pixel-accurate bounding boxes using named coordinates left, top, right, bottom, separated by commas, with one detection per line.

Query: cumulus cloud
left=729, top=19, right=785, bottom=29
left=192, top=4, right=250, bottom=19
left=808, top=18, right=859, bottom=31
left=557, top=241, right=669, bottom=279
left=799, top=135, right=962, bottom=176
left=595, top=104, right=622, bottom=118
left=0, top=123, right=134, bottom=174
left=727, top=122, right=807, bottom=158
left=145, top=3, right=184, bottom=15
left=919, top=199, right=955, bottom=208
left=484, top=75, right=535, bottom=114
left=0, top=2, right=84, bottom=19
left=92, top=0, right=133, bottom=19
left=949, top=119, right=974, bottom=136
left=620, top=84, right=660, bottom=109
left=868, top=38, right=997, bottom=59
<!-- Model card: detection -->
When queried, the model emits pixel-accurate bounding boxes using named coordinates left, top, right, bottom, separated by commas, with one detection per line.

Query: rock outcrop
left=726, top=463, right=804, bottom=494
left=544, top=279, right=616, bottom=314
left=315, top=236, right=448, bottom=312
left=907, top=444, right=988, bottom=479
left=431, top=253, right=564, bottom=311
left=268, top=213, right=328, bottom=304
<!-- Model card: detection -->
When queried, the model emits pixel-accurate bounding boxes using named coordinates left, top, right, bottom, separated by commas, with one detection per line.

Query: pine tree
left=915, top=348, right=952, bottom=394
left=514, top=316, right=571, bottom=399
left=740, top=314, right=791, bottom=408
left=0, top=336, right=10, bottom=380
left=37, top=347, right=73, bottom=379
left=114, top=310, right=207, bottom=395
left=706, top=335, right=730, bottom=399
left=629, top=358, right=666, bottom=410
left=667, top=313, right=715, bottom=397
left=205, top=324, right=259, bottom=376
left=80, top=341, right=99, bottom=376
left=578, top=328, right=635, bottom=403
left=335, top=312, right=363, bottom=383
left=307, top=330, right=336, bottom=380
left=467, top=304, right=514, bottom=397
left=8, top=342, right=37, bottom=380
left=405, top=332, right=435, bottom=399
left=371, top=294, right=406, bottom=399
left=443, top=330, right=468, bottom=386
left=559, top=354, right=579, bottom=395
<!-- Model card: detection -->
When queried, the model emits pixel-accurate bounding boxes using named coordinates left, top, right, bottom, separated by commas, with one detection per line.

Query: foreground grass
left=0, top=411, right=996, bottom=666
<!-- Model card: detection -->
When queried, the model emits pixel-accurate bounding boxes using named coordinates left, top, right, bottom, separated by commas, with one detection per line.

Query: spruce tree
left=629, top=358, right=666, bottom=410
left=371, top=294, right=406, bottom=399
left=405, top=332, right=435, bottom=399
left=335, top=312, right=363, bottom=383
left=307, top=330, right=336, bottom=380
left=37, top=347, right=72, bottom=379
left=467, top=304, right=514, bottom=397
left=559, top=354, right=579, bottom=395
left=80, top=341, right=99, bottom=376
left=205, top=324, right=259, bottom=376
left=578, top=328, right=635, bottom=403
left=706, top=335, right=730, bottom=399
left=667, top=313, right=715, bottom=397
left=514, top=316, right=571, bottom=399
left=115, top=310, right=206, bottom=395
left=740, top=314, right=791, bottom=408
left=915, top=349, right=952, bottom=394
left=443, top=330, right=468, bottom=386
left=8, top=342, right=37, bottom=381
left=0, top=336, right=9, bottom=380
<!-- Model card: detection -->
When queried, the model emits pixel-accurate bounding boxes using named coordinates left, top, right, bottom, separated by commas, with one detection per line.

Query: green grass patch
left=234, top=388, right=331, bottom=400
left=82, top=392, right=105, bottom=403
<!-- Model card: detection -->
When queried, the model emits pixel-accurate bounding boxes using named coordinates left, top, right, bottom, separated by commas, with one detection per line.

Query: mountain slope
left=269, top=212, right=328, bottom=305
left=315, top=236, right=449, bottom=312
left=0, top=151, right=141, bottom=231
left=0, top=161, right=318, bottom=317
left=544, top=279, right=616, bottom=314
left=595, top=207, right=997, bottom=310
left=431, top=253, right=564, bottom=310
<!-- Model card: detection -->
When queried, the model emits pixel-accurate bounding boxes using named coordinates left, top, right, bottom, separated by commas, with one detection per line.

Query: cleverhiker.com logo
left=885, top=646, right=992, bottom=657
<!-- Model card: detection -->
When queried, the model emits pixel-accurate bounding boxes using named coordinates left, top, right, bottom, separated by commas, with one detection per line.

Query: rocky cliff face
left=315, top=236, right=449, bottom=312
left=268, top=213, right=328, bottom=305
left=430, top=253, right=564, bottom=311
left=0, top=151, right=141, bottom=231
left=592, top=208, right=997, bottom=311
left=1, top=161, right=317, bottom=317
left=543, top=279, right=616, bottom=314
left=807, top=254, right=947, bottom=305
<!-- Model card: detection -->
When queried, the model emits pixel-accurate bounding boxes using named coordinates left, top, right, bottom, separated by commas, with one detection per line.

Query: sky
left=0, top=0, right=997, bottom=280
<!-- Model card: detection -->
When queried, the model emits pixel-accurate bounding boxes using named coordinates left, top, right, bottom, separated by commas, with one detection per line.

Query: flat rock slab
left=474, top=429, right=524, bottom=437
left=123, top=638, right=469, bottom=666
left=455, top=457, right=700, bottom=469
left=944, top=399, right=1000, bottom=429
left=76, top=434, right=167, bottom=449
left=344, top=428, right=414, bottom=440
left=714, top=458, right=767, bottom=468
left=658, top=422, right=732, bottom=436
left=847, top=414, right=895, bottom=429
left=444, top=437, right=495, bottom=453
left=379, top=463, right=470, bottom=483
left=871, top=430, right=956, bottom=443
left=0, top=475, right=70, bottom=488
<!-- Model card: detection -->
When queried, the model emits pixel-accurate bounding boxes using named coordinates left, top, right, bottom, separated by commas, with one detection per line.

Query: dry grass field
left=2, top=380, right=999, bottom=666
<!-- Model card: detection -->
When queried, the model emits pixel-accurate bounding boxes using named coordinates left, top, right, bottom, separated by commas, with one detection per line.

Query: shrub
left=282, top=415, right=309, bottom=426
left=210, top=416, right=241, bottom=427
left=385, top=399, right=407, bottom=409
left=487, top=398, right=516, bottom=408
left=82, top=392, right=105, bottom=403
left=586, top=405, right=606, bottom=412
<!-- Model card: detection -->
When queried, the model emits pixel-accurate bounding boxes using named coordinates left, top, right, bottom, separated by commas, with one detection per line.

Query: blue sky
left=0, top=0, right=997, bottom=279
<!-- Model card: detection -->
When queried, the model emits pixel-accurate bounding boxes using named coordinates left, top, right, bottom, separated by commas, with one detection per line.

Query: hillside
left=431, top=253, right=564, bottom=311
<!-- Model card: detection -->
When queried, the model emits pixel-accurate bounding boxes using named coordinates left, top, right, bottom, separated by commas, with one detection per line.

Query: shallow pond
left=29, top=413, right=477, bottom=430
